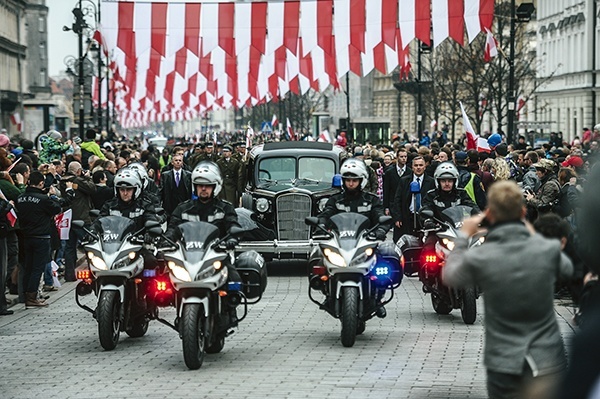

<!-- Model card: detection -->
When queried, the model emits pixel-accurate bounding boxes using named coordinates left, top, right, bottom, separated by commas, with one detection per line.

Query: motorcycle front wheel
left=97, top=290, right=121, bottom=351
left=181, top=303, right=206, bottom=370
left=340, top=286, right=359, bottom=347
left=460, top=287, right=477, bottom=325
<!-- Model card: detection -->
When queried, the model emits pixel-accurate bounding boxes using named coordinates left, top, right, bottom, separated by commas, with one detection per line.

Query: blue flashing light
left=143, top=269, right=157, bottom=278
left=375, top=266, right=390, bottom=277
left=332, top=174, right=343, bottom=188
left=228, top=282, right=242, bottom=292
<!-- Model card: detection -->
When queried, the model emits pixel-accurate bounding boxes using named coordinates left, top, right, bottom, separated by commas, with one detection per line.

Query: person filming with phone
left=59, top=161, right=96, bottom=282
left=443, top=180, right=573, bottom=399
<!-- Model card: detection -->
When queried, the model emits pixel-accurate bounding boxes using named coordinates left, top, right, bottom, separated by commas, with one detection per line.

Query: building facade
left=0, top=0, right=27, bottom=135
left=536, top=0, right=597, bottom=143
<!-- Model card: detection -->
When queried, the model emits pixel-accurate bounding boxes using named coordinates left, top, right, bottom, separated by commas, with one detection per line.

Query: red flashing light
left=422, top=253, right=438, bottom=264
left=76, top=269, right=91, bottom=280
left=312, top=265, right=327, bottom=276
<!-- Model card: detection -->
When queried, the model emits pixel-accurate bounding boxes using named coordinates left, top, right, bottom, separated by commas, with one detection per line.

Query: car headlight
left=317, top=198, right=329, bottom=212
left=256, top=198, right=269, bottom=213
left=90, top=255, right=108, bottom=270
left=167, top=261, right=192, bottom=282
left=350, top=247, right=375, bottom=267
left=323, top=247, right=346, bottom=267
left=441, top=238, right=455, bottom=251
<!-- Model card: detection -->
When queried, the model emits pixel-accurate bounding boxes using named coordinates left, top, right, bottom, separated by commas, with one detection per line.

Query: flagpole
left=507, top=0, right=517, bottom=145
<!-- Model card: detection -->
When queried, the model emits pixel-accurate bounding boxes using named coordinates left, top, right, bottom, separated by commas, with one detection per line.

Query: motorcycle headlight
left=317, top=198, right=329, bottom=212
left=323, top=247, right=346, bottom=267
left=441, top=238, right=455, bottom=251
left=350, top=247, right=375, bottom=267
left=256, top=198, right=269, bottom=213
left=90, top=255, right=108, bottom=270
left=167, top=261, right=191, bottom=282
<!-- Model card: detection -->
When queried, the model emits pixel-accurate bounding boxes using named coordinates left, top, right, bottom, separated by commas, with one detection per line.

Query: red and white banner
left=99, top=0, right=496, bottom=127
left=9, top=112, right=21, bottom=132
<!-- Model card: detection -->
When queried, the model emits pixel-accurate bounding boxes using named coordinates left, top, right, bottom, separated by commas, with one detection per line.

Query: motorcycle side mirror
left=229, top=226, right=244, bottom=237
left=147, top=227, right=163, bottom=236
left=145, top=220, right=160, bottom=229
left=419, top=209, right=434, bottom=219
left=73, top=220, right=85, bottom=228
left=89, top=209, right=100, bottom=218
left=305, top=216, right=319, bottom=226
left=378, top=215, right=392, bottom=225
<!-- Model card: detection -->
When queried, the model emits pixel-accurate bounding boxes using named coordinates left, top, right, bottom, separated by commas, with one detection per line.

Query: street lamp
left=63, top=0, right=101, bottom=139
left=507, top=1, right=535, bottom=145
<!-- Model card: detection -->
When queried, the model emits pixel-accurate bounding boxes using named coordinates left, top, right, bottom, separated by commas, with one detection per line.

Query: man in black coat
left=383, top=147, right=411, bottom=242
left=391, top=156, right=436, bottom=237
left=159, top=153, right=192, bottom=216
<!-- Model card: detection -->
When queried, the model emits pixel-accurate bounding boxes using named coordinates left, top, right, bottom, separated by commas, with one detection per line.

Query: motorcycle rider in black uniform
left=166, top=161, right=242, bottom=284
left=316, top=158, right=395, bottom=318
left=420, top=162, right=480, bottom=221
left=95, top=168, right=160, bottom=269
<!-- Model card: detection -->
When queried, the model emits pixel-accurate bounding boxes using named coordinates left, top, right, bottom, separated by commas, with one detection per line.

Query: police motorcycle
left=146, top=222, right=267, bottom=370
left=305, top=213, right=401, bottom=347
left=73, top=215, right=158, bottom=350
left=399, top=205, right=483, bottom=325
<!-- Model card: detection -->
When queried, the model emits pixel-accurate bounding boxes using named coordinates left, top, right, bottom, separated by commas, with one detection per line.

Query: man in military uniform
left=186, top=143, right=204, bottom=169
left=232, top=142, right=248, bottom=189
left=216, top=145, right=243, bottom=206
left=200, top=142, right=219, bottom=164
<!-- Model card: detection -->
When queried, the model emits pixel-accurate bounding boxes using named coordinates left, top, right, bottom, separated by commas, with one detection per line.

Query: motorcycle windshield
left=96, top=216, right=137, bottom=254
left=440, top=206, right=476, bottom=229
left=328, top=213, right=371, bottom=251
left=178, top=222, right=220, bottom=264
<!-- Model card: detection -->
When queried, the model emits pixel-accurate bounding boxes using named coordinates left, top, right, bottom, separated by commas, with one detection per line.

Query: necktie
left=415, top=177, right=421, bottom=211
left=175, top=171, right=180, bottom=187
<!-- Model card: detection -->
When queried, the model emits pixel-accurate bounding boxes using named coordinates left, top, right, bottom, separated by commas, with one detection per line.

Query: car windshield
left=258, top=156, right=335, bottom=183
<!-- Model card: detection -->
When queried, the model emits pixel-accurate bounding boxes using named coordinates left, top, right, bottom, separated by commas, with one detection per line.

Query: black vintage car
left=236, top=141, right=348, bottom=261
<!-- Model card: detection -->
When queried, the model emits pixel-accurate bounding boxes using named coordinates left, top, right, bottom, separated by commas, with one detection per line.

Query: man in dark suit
left=383, top=147, right=411, bottom=242
left=391, top=156, right=435, bottom=237
left=159, top=154, right=192, bottom=216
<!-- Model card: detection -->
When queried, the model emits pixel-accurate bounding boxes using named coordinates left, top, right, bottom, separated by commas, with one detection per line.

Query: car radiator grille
left=276, top=193, right=312, bottom=240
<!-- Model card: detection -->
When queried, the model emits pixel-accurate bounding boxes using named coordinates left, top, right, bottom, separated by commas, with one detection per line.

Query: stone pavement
left=0, top=266, right=577, bottom=399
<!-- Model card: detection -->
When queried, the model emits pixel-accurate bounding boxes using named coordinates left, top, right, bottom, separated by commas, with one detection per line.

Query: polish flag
left=9, top=112, right=21, bottom=132
left=484, top=28, right=498, bottom=62
left=286, top=118, right=296, bottom=141
left=271, top=114, right=278, bottom=128
left=460, top=101, right=478, bottom=151
left=461, top=102, right=491, bottom=152
left=6, top=208, right=17, bottom=227
left=318, top=129, right=332, bottom=143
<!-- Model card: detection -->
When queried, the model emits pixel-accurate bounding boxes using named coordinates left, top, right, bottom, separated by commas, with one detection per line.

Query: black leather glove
left=224, top=237, right=238, bottom=250
left=367, top=230, right=386, bottom=241
left=423, top=219, right=436, bottom=230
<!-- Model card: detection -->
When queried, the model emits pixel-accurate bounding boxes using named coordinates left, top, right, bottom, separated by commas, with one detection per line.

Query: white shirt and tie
left=409, top=174, right=423, bottom=213
left=174, top=170, right=180, bottom=187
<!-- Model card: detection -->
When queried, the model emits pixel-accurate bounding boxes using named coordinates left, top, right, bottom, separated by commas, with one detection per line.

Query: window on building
left=40, top=69, right=46, bottom=86
left=39, top=43, right=45, bottom=60
left=38, top=17, right=45, bottom=33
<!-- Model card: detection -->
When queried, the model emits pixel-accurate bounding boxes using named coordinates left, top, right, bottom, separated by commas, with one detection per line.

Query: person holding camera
left=524, top=159, right=560, bottom=221
left=60, top=161, right=96, bottom=282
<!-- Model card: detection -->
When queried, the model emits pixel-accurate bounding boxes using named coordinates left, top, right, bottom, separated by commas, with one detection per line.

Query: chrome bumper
left=236, top=239, right=322, bottom=259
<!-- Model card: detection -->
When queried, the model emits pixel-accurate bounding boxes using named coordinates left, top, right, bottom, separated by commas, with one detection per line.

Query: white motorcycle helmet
left=433, top=161, right=459, bottom=189
left=340, top=158, right=369, bottom=190
left=192, top=161, right=223, bottom=196
left=127, top=162, right=150, bottom=190
left=114, top=168, right=143, bottom=200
